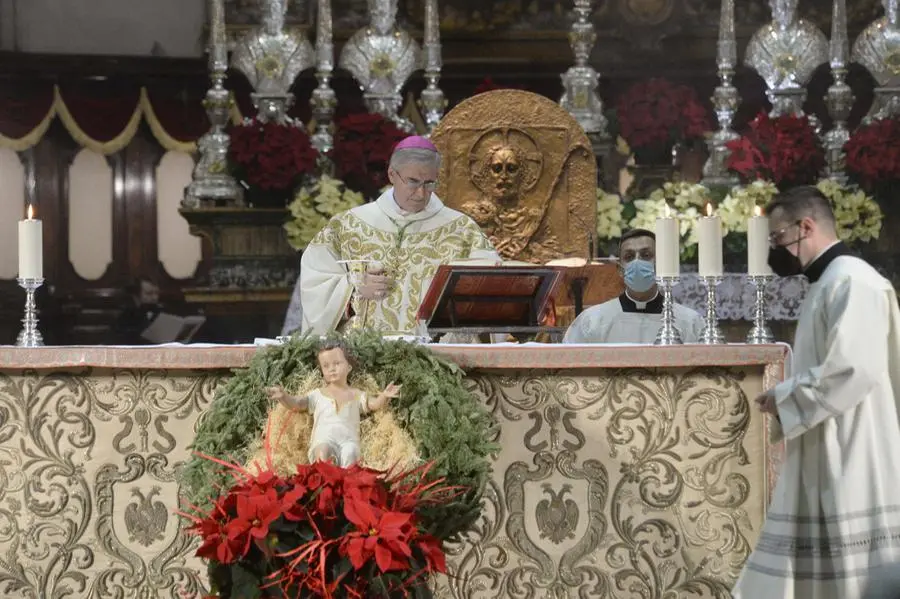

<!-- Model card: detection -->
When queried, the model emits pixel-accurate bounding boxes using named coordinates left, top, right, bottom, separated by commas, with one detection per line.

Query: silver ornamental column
left=824, top=0, right=854, bottom=182
left=851, top=0, right=900, bottom=121
left=702, top=0, right=741, bottom=188
left=419, top=0, right=447, bottom=134
left=183, top=0, right=244, bottom=207
left=310, top=0, right=337, bottom=152
left=559, top=0, right=609, bottom=147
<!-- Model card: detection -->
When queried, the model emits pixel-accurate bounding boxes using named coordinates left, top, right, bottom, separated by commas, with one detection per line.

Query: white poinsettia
left=717, top=180, right=779, bottom=234
left=628, top=181, right=713, bottom=258
left=285, top=175, right=366, bottom=251
left=596, top=189, right=625, bottom=242
left=816, top=179, right=883, bottom=244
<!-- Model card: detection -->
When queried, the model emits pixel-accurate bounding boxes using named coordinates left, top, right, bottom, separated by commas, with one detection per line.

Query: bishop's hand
left=356, top=265, right=393, bottom=300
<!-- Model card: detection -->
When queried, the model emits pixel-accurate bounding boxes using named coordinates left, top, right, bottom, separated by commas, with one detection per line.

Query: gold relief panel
left=437, top=366, right=772, bottom=598
left=432, top=90, right=597, bottom=264
left=0, top=368, right=226, bottom=599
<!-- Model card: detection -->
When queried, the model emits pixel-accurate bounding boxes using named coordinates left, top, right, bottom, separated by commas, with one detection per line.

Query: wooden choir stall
left=0, top=342, right=786, bottom=598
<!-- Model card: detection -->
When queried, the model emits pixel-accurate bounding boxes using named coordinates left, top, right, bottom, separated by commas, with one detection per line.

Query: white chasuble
left=562, top=293, right=704, bottom=344
left=299, top=190, right=498, bottom=335
left=733, top=247, right=900, bottom=599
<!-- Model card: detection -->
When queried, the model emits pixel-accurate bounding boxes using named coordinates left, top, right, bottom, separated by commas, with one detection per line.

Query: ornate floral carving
left=437, top=366, right=772, bottom=598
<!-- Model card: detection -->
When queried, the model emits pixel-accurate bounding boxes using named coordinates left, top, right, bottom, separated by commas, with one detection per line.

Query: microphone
left=569, top=210, right=598, bottom=261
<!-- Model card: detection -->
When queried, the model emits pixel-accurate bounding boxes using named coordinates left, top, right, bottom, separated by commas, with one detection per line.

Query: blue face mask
left=623, top=259, right=656, bottom=292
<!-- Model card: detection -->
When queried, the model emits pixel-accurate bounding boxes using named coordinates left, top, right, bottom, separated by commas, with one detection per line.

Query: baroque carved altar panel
left=0, top=346, right=784, bottom=598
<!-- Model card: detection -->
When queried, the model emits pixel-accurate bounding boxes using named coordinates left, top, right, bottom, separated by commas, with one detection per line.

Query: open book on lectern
left=416, top=261, right=563, bottom=332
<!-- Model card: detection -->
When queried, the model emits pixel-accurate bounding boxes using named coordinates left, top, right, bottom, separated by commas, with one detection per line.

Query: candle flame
left=706, top=203, right=713, bottom=217
left=754, top=205, right=762, bottom=217
left=27, top=205, right=34, bottom=219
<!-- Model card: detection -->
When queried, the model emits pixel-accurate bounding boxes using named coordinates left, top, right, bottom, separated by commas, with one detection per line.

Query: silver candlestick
left=702, top=0, right=740, bottom=187
left=559, top=0, right=608, bottom=139
left=16, top=277, right=44, bottom=347
left=654, top=276, right=683, bottom=346
left=746, top=274, right=775, bottom=344
left=699, top=275, right=726, bottom=344
left=310, top=0, right=336, bottom=152
left=824, top=0, right=853, bottom=182
left=419, top=0, right=446, bottom=133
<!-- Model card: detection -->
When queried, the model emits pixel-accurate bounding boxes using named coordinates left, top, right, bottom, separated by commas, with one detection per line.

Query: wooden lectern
left=549, top=260, right=624, bottom=320
left=417, top=265, right=563, bottom=336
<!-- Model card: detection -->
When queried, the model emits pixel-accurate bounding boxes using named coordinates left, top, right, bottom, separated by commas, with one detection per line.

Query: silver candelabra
left=654, top=276, right=683, bottom=346
left=699, top=275, right=726, bottom=344
left=16, top=278, right=44, bottom=347
left=746, top=274, right=775, bottom=344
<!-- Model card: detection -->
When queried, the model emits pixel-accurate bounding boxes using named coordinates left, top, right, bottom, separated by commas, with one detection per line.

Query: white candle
left=655, top=207, right=680, bottom=277
left=698, top=203, right=724, bottom=277
left=747, top=205, right=771, bottom=276
left=18, top=205, right=43, bottom=280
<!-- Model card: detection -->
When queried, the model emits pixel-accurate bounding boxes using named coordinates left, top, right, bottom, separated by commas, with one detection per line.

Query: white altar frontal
left=0, top=343, right=786, bottom=598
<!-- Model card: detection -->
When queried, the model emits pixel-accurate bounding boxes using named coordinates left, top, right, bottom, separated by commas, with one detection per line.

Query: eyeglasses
left=394, top=170, right=437, bottom=192
left=768, top=221, right=801, bottom=248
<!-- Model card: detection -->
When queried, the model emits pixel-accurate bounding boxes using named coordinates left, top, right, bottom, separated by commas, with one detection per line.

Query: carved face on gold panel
left=469, top=127, right=542, bottom=205
left=488, top=146, right=522, bottom=201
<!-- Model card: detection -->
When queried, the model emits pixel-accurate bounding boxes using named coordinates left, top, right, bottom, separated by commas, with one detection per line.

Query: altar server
left=299, top=136, right=499, bottom=335
left=733, top=186, right=900, bottom=599
left=562, top=228, right=703, bottom=344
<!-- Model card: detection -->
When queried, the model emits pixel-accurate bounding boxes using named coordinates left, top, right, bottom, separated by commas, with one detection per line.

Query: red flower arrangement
left=725, top=112, right=825, bottom=189
left=614, top=78, right=711, bottom=163
left=845, top=117, right=900, bottom=193
left=181, top=453, right=454, bottom=598
left=228, top=119, right=319, bottom=205
left=330, top=113, right=407, bottom=199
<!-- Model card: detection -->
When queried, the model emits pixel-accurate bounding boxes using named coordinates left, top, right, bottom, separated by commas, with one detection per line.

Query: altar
left=0, top=343, right=785, bottom=598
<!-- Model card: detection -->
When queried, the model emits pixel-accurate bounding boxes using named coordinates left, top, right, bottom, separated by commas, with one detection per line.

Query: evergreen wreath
left=181, top=330, right=497, bottom=542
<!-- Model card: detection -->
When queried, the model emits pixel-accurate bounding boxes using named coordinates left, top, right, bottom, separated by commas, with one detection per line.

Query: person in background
left=562, top=228, right=703, bottom=344
left=733, top=185, right=900, bottom=599
left=114, top=277, right=162, bottom=345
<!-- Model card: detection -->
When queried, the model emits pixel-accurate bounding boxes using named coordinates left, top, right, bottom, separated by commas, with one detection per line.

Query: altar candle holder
left=699, top=275, right=726, bottom=344
left=16, top=277, right=44, bottom=347
left=654, top=275, right=683, bottom=346
left=746, top=274, right=775, bottom=344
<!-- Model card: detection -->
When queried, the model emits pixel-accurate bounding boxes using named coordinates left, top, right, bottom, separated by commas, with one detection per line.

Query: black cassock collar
left=619, top=292, right=664, bottom=314
left=804, top=241, right=852, bottom=284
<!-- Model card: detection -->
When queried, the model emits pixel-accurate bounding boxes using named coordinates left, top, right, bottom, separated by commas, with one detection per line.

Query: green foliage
left=181, top=330, right=497, bottom=542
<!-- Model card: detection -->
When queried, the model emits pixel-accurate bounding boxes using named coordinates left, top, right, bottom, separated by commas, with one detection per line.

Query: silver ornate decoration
left=851, top=0, right=900, bottom=121
left=310, top=0, right=337, bottom=152
left=699, top=276, right=726, bottom=344
left=746, top=274, right=776, bottom=344
left=184, top=0, right=244, bottom=208
left=16, top=277, right=44, bottom=347
left=744, top=0, right=829, bottom=117
left=419, top=0, right=446, bottom=133
left=231, top=0, right=314, bottom=123
left=702, top=0, right=741, bottom=187
left=654, top=276, right=684, bottom=345
left=825, top=0, right=854, bottom=182
left=339, top=0, right=422, bottom=132
left=560, top=0, right=608, bottom=142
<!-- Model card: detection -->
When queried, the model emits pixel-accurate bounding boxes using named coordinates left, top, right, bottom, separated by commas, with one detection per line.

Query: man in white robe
left=562, top=228, right=703, bottom=343
left=734, top=185, right=900, bottom=599
left=299, top=136, right=499, bottom=335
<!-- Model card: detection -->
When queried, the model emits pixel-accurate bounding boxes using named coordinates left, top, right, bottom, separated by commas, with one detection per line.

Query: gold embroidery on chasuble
left=317, top=212, right=494, bottom=334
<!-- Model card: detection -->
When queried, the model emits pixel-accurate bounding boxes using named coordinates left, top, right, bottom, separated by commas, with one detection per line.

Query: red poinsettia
left=614, top=78, right=712, bottom=162
left=330, top=113, right=407, bottom=199
left=845, top=117, right=900, bottom=192
left=228, top=119, right=318, bottom=198
left=180, top=453, right=457, bottom=598
left=726, top=112, right=825, bottom=189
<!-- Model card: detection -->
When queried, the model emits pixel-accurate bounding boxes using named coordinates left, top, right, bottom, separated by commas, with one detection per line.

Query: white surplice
left=733, top=248, right=900, bottom=599
left=299, top=189, right=498, bottom=335
left=562, top=293, right=704, bottom=344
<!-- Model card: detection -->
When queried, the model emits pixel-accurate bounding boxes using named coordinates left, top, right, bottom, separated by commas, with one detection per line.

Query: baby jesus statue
left=265, top=340, right=401, bottom=467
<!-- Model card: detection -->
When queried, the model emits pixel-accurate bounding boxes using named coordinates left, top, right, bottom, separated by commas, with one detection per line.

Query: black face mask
left=768, top=244, right=803, bottom=277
